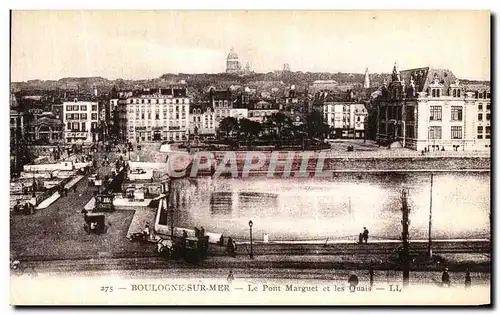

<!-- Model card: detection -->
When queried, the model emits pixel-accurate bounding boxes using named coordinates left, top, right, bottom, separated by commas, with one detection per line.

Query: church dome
left=227, top=48, right=239, bottom=60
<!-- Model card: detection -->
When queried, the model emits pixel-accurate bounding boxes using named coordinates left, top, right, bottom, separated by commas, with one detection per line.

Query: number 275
left=101, top=286, right=113, bottom=292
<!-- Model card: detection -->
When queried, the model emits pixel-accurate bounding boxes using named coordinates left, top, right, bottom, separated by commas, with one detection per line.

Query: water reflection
left=169, top=172, right=490, bottom=241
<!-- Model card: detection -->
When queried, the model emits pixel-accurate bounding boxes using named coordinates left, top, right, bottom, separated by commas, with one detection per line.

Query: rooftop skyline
left=11, top=10, right=491, bottom=82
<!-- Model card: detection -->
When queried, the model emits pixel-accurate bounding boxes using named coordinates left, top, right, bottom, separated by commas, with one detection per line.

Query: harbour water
left=168, top=172, right=490, bottom=241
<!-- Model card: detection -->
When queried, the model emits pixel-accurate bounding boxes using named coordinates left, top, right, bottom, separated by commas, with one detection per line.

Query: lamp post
left=248, top=220, right=254, bottom=259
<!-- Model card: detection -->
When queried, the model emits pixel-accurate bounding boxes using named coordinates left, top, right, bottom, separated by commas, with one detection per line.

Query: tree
left=266, top=112, right=293, bottom=143
left=239, top=118, right=252, bottom=145
left=305, top=110, right=329, bottom=140
left=218, top=116, right=239, bottom=140
left=238, top=118, right=262, bottom=147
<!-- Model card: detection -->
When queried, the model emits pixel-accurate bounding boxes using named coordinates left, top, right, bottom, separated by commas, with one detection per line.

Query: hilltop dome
left=226, top=47, right=241, bottom=73
left=227, top=48, right=239, bottom=60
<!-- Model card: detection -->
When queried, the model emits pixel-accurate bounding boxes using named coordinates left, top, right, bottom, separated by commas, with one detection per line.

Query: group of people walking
left=358, top=227, right=369, bottom=244
left=442, top=268, right=472, bottom=289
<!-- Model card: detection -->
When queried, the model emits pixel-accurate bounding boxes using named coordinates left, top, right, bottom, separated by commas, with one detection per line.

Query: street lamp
left=248, top=220, right=254, bottom=259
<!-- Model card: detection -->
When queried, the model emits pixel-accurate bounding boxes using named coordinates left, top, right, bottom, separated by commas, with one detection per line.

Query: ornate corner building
left=374, top=63, right=491, bottom=151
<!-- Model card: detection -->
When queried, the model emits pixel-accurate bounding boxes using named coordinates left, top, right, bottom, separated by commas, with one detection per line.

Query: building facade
left=469, top=87, right=491, bottom=149
left=190, top=103, right=216, bottom=137
left=28, top=114, right=64, bottom=144
left=62, top=99, right=100, bottom=144
left=247, top=100, right=279, bottom=123
left=375, top=64, right=490, bottom=151
left=122, top=87, right=190, bottom=143
left=211, top=89, right=233, bottom=124
left=323, top=102, right=367, bottom=139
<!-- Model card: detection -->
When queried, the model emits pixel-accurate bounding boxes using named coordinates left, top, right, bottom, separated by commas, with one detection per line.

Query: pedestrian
left=369, top=265, right=374, bottom=288
left=465, top=269, right=471, bottom=289
left=200, top=226, right=205, bottom=237
left=362, top=227, right=369, bottom=244
left=226, top=237, right=235, bottom=257
left=442, top=268, right=451, bottom=287
left=194, top=227, right=200, bottom=238
left=227, top=270, right=234, bottom=283
left=143, top=222, right=150, bottom=240
left=182, top=229, right=188, bottom=240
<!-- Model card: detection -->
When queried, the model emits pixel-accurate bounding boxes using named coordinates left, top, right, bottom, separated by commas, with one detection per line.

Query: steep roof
left=397, top=67, right=459, bottom=96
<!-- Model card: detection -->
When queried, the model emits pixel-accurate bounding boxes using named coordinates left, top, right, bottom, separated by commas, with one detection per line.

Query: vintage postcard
left=9, top=10, right=491, bottom=305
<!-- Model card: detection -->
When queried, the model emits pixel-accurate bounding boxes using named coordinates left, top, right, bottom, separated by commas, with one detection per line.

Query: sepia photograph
left=8, top=9, right=491, bottom=306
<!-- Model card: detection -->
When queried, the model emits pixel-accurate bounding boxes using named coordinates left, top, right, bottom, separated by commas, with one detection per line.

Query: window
left=155, top=113, right=159, bottom=120
left=428, top=126, right=442, bottom=139
left=66, top=113, right=72, bottom=120
left=451, top=126, right=462, bottom=139
left=478, top=103, right=483, bottom=110
left=81, top=105, right=87, bottom=111
left=457, top=90, right=461, bottom=97
left=486, top=126, right=491, bottom=139
left=176, top=99, right=179, bottom=104
left=91, top=105, right=97, bottom=111
left=430, top=106, right=442, bottom=121
left=487, top=113, right=491, bottom=121
left=487, top=103, right=491, bottom=110
left=148, top=113, right=151, bottom=119
left=81, top=113, right=88, bottom=120
left=141, top=113, right=145, bottom=120
left=451, top=106, right=463, bottom=121
left=67, top=122, right=71, bottom=130
left=453, top=89, right=457, bottom=97
left=91, top=113, right=97, bottom=120
left=81, top=122, right=86, bottom=131
left=478, top=113, right=483, bottom=121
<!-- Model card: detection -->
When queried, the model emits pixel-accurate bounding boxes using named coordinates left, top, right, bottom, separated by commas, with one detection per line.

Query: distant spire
left=392, top=62, right=401, bottom=82
left=363, top=68, right=370, bottom=89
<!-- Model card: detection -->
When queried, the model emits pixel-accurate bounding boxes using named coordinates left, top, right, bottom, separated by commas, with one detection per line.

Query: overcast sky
left=11, top=10, right=490, bottom=82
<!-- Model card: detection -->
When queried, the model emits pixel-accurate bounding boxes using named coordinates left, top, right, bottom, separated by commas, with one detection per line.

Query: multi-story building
left=211, top=89, right=232, bottom=123
left=28, top=113, right=64, bottom=144
left=466, top=86, right=491, bottom=149
left=63, top=99, right=100, bottom=143
left=247, top=100, right=279, bottom=123
left=375, top=63, right=490, bottom=151
left=109, top=98, right=126, bottom=140
left=323, top=102, right=368, bottom=139
left=189, top=102, right=216, bottom=138
left=121, top=86, right=190, bottom=143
